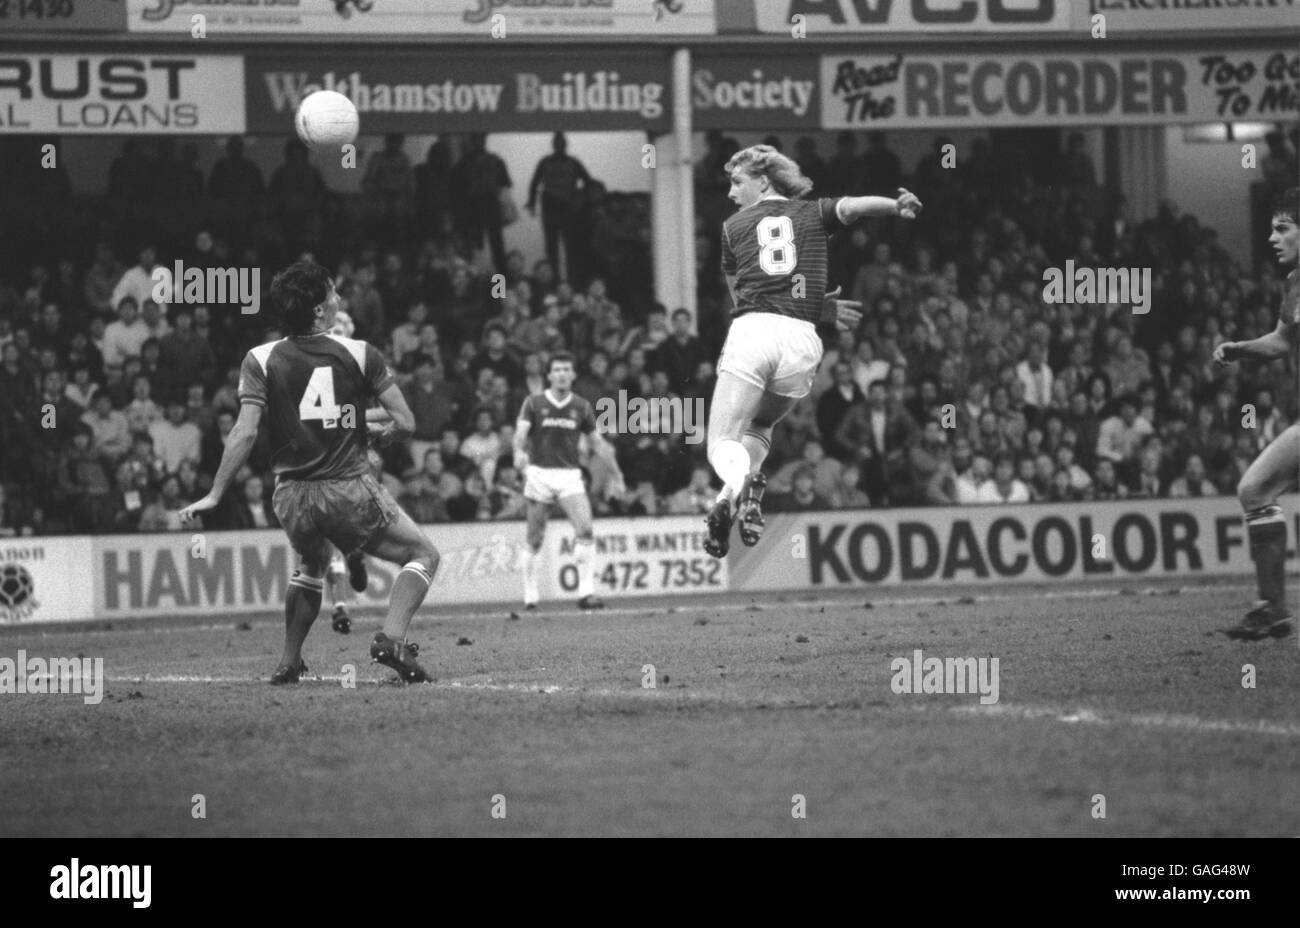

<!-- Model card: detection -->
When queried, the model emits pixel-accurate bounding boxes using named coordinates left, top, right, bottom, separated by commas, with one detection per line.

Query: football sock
left=1245, top=506, right=1287, bottom=610
left=709, top=438, right=750, bottom=503
left=740, top=428, right=772, bottom=475
left=575, top=538, right=596, bottom=598
left=330, top=574, right=349, bottom=607
left=383, top=561, right=434, bottom=640
left=741, top=429, right=772, bottom=500
left=522, top=547, right=541, bottom=605
left=282, top=571, right=323, bottom=665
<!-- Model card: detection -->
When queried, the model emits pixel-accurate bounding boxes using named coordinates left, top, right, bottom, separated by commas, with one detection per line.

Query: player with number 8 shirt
left=179, top=261, right=442, bottom=685
left=704, top=144, right=922, bottom=558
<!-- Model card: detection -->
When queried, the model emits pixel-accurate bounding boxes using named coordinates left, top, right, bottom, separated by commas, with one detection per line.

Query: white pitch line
left=949, top=703, right=1300, bottom=738
left=93, top=676, right=1300, bottom=739
left=101, top=673, right=595, bottom=695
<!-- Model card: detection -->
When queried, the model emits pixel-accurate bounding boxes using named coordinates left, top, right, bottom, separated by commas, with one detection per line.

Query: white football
left=294, top=90, right=360, bottom=150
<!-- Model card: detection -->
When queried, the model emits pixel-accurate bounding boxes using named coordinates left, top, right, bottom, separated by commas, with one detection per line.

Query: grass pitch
left=2, top=577, right=1297, bottom=837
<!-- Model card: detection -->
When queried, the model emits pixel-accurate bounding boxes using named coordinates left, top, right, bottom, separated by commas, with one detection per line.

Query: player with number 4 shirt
left=704, top=144, right=922, bottom=558
left=180, top=261, right=442, bottom=685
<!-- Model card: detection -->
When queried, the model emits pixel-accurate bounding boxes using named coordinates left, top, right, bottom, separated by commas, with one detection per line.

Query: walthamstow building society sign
left=245, top=53, right=671, bottom=133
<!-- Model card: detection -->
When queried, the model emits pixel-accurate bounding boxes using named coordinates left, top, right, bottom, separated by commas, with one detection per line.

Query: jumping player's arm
left=514, top=396, right=534, bottom=470
left=1214, top=317, right=1297, bottom=366
left=836, top=187, right=923, bottom=225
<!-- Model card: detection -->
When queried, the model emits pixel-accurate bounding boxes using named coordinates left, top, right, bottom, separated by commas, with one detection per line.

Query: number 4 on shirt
left=299, top=366, right=341, bottom=429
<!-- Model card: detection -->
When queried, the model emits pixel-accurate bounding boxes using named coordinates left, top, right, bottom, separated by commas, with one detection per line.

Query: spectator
left=200, top=409, right=236, bottom=477
left=437, top=428, right=475, bottom=481
left=1061, top=132, right=1097, bottom=189
left=0, top=485, right=35, bottom=537
left=217, top=475, right=277, bottom=529
left=269, top=138, right=326, bottom=256
left=835, top=380, right=917, bottom=507
left=101, top=298, right=151, bottom=373
left=826, top=131, right=862, bottom=196
left=1167, top=453, right=1215, bottom=497
left=139, top=474, right=187, bottom=532
left=84, top=242, right=125, bottom=315
left=1103, top=334, right=1150, bottom=398
left=488, top=465, right=526, bottom=520
left=208, top=137, right=265, bottom=246
left=1054, top=443, right=1092, bottom=494
left=526, top=133, right=593, bottom=283
left=976, top=455, right=1030, bottom=503
left=82, top=393, right=131, bottom=462
left=452, top=133, right=512, bottom=273
left=1130, top=446, right=1164, bottom=498
left=769, top=440, right=842, bottom=502
left=861, top=131, right=902, bottom=195
left=57, top=424, right=114, bottom=532
left=149, top=402, right=201, bottom=474
left=1016, top=341, right=1054, bottom=409
left=768, top=467, right=831, bottom=512
left=363, top=133, right=415, bottom=244
left=64, top=365, right=100, bottom=412
left=414, top=140, right=454, bottom=238
left=399, top=466, right=452, bottom=524
left=110, top=244, right=171, bottom=316
left=446, top=471, right=492, bottom=521
left=391, top=302, right=431, bottom=368
left=403, top=356, right=457, bottom=466
left=1096, top=394, right=1154, bottom=483
left=125, top=375, right=163, bottom=436
left=157, top=308, right=217, bottom=402
left=471, top=323, right=524, bottom=388
left=665, top=466, right=715, bottom=515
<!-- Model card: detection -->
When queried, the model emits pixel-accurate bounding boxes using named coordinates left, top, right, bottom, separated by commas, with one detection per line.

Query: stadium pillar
left=651, top=47, right=698, bottom=328
left=1116, top=125, right=1168, bottom=221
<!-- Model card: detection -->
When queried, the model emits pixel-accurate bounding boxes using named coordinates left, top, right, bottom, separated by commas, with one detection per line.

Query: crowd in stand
left=0, top=126, right=1296, bottom=536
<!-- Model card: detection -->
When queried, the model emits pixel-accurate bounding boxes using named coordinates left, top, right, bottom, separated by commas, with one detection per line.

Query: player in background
left=513, top=352, right=626, bottom=610
left=324, top=307, right=365, bottom=634
left=1212, top=186, right=1298, bottom=641
left=704, top=144, right=920, bottom=557
left=180, top=261, right=441, bottom=683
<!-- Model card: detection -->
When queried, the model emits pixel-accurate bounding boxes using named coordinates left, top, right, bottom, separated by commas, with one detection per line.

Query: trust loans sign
left=0, top=55, right=245, bottom=134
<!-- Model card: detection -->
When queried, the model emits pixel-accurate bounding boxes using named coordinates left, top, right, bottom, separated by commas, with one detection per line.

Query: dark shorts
left=273, top=473, right=399, bottom=561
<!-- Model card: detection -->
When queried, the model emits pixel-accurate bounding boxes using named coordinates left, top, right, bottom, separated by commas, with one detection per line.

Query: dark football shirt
left=518, top=390, right=596, bottom=469
left=239, top=333, right=395, bottom=480
left=721, top=196, right=845, bottom=324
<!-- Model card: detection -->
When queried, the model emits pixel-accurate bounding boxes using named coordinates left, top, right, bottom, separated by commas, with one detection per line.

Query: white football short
left=717, top=312, right=824, bottom=399
left=523, top=465, right=586, bottom=504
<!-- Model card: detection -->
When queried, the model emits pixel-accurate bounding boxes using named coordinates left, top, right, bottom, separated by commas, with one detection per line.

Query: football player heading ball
left=704, top=144, right=921, bottom=558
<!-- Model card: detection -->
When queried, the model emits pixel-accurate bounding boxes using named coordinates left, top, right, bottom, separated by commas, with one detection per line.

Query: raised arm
left=836, top=187, right=923, bottom=225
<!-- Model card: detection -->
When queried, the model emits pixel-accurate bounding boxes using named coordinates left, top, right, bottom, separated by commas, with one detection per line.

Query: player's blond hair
left=724, top=144, right=813, bottom=198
